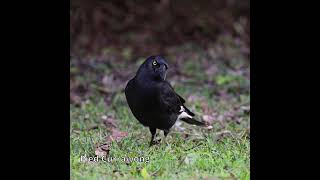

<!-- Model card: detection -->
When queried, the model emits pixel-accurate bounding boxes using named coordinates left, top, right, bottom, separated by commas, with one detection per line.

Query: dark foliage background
left=70, top=0, right=249, bottom=57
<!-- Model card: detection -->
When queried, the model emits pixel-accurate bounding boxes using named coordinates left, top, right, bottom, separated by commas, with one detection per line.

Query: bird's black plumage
left=125, top=55, right=210, bottom=145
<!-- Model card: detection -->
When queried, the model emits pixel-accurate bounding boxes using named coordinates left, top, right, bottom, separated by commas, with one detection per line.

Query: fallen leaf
left=95, top=143, right=111, bottom=157
left=102, top=116, right=117, bottom=128
left=95, top=129, right=127, bottom=157
left=95, top=114, right=128, bottom=157
left=107, top=129, right=128, bottom=142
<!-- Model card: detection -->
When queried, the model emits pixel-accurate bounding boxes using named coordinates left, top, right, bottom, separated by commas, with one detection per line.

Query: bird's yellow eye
left=152, top=60, right=157, bottom=66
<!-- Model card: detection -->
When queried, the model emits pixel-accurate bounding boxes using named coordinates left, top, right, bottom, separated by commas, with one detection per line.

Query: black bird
left=125, top=55, right=211, bottom=145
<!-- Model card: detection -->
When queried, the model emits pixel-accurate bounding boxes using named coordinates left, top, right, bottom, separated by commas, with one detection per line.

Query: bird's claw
left=150, top=138, right=161, bottom=146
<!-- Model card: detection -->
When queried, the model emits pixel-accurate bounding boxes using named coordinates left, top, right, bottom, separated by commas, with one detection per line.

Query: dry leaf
left=102, top=116, right=117, bottom=128
left=107, top=129, right=128, bottom=142
left=95, top=143, right=111, bottom=157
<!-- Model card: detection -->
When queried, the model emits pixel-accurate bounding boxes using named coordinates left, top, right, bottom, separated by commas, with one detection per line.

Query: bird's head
left=136, top=55, right=169, bottom=81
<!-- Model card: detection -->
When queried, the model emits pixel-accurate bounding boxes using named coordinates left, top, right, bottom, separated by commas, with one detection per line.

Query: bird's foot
left=149, top=138, right=161, bottom=146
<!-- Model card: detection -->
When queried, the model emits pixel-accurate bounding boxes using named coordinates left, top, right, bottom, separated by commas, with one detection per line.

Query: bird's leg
left=149, top=128, right=157, bottom=146
left=164, top=129, right=170, bottom=138
left=162, top=129, right=170, bottom=145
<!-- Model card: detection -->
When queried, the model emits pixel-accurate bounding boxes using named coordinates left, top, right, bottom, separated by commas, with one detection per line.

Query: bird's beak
left=160, top=73, right=166, bottom=80
left=159, top=65, right=167, bottom=80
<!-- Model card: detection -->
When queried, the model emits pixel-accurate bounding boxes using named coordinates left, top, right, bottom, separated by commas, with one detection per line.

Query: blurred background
left=70, top=0, right=250, bottom=105
left=71, top=0, right=249, bottom=56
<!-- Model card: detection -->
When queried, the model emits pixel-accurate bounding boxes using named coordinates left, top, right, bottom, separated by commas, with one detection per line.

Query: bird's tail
left=180, top=117, right=206, bottom=127
left=178, top=105, right=213, bottom=129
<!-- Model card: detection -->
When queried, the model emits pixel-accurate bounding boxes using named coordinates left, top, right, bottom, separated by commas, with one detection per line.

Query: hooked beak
left=159, top=65, right=167, bottom=80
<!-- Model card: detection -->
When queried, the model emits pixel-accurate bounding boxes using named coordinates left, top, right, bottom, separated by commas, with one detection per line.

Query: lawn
left=70, top=40, right=250, bottom=180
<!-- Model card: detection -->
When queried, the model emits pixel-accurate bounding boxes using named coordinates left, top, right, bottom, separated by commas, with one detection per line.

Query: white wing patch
left=177, top=106, right=192, bottom=120
left=176, top=106, right=213, bottom=129
left=179, top=106, right=185, bottom=112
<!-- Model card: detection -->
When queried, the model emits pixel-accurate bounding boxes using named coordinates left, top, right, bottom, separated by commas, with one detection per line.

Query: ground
left=70, top=35, right=250, bottom=179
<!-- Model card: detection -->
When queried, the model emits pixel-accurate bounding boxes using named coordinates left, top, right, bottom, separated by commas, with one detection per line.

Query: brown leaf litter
left=95, top=116, right=128, bottom=157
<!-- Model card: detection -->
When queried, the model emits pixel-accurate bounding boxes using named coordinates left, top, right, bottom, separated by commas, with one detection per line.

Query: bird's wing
left=158, top=82, right=207, bottom=127
left=176, top=93, right=186, bottom=103
left=161, top=81, right=195, bottom=116
left=158, top=81, right=183, bottom=114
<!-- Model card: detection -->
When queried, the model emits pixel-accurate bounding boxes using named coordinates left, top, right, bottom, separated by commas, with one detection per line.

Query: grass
left=71, top=100, right=249, bottom=180
left=70, top=41, right=250, bottom=180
